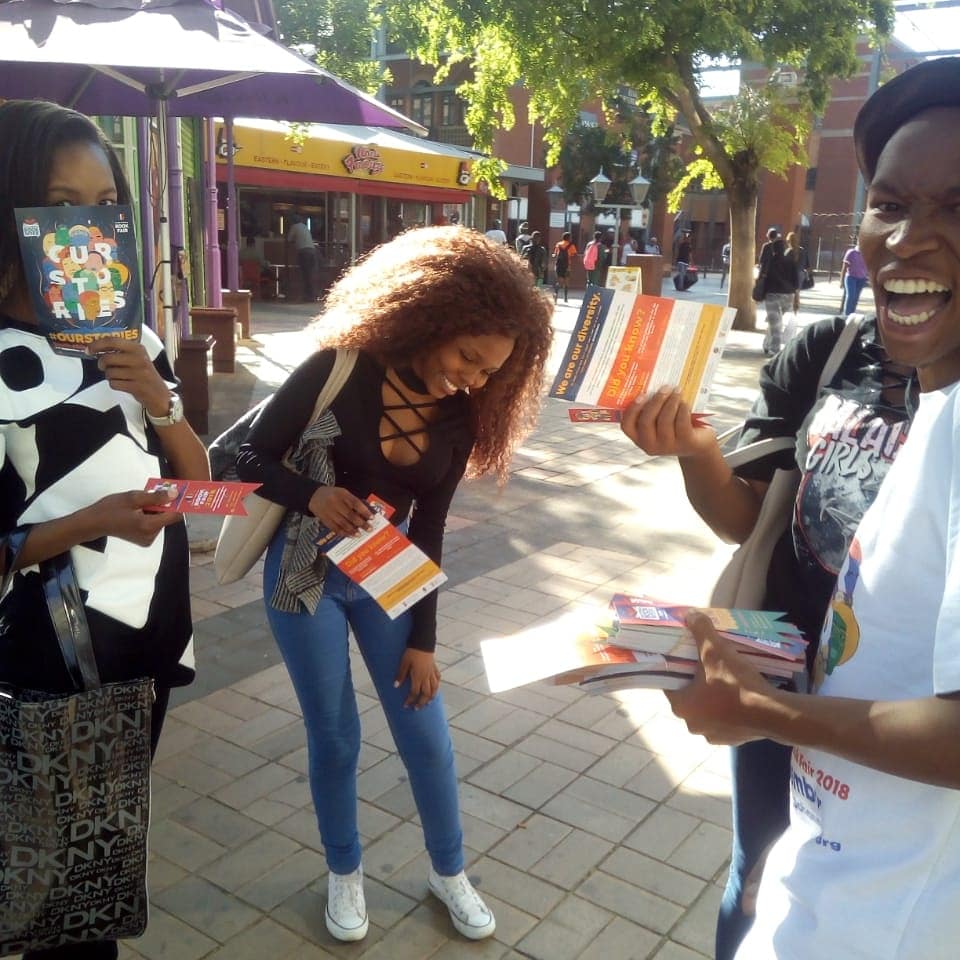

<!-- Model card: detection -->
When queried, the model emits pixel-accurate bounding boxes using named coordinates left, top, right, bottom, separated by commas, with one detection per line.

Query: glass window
left=440, top=94, right=463, bottom=126
left=411, top=94, right=434, bottom=129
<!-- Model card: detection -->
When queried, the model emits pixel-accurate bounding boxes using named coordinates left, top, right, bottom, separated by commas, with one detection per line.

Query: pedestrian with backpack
left=514, top=221, right=531, bottom=255
left=552, top=231, right=577, bottom=302
left=520, top=230, right=548, bottom=286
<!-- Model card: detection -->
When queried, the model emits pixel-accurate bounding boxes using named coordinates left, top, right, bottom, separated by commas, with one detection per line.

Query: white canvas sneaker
left=428, top=868, right=496, bottom=940
left=325, top=865, right=368, bottom=942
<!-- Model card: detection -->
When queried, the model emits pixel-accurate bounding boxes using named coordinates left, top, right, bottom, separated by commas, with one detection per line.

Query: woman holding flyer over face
left=235, top=226, right=552, bottom=943
left=0, top=101, right=209, bottom=959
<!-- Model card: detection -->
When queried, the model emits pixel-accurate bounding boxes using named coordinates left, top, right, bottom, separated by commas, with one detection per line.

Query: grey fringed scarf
left=269, top=408, right=342, bottom=614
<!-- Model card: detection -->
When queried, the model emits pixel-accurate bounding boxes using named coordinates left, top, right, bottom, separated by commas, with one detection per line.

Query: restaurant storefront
left=214, top=119, right=483, bottom=296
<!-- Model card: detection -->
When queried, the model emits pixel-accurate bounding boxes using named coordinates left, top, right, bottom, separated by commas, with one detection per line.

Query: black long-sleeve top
left=236, top=349, right=474, bottom=651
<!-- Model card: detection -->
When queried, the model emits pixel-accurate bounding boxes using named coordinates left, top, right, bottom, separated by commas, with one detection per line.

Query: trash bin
left=189, top=306, right=237, bottom=373
left=625, top=254, right=664, bottom=296
left=174, top=334, right=214, bottom=435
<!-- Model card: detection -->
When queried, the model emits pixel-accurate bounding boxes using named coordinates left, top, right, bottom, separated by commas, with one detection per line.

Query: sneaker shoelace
left=330, top=873, right=365, bottom=918
left=442, top=874, right=489, bottom=920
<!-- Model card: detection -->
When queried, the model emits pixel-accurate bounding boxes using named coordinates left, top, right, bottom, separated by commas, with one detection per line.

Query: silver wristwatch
left=145, top=394, right=185, bottom=427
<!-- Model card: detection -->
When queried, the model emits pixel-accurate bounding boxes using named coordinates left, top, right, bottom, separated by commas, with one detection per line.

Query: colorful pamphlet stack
left=479, top=595, right=806, bottom=696
left=595, top=594, right=807, bottom=693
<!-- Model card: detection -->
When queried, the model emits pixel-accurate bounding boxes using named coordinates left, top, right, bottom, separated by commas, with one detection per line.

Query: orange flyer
left=549, top=286, right=736, bottom=412
left=319, top=496, right=447, bottom=619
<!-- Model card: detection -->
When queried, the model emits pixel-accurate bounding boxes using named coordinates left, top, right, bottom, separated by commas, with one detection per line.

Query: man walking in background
left=485, top=219, right=507, bottom=244
left=286, top=214, right=317, bottom=303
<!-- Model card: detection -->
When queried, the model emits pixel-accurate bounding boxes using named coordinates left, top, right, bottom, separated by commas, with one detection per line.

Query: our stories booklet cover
left=549, top=285, right=736, bottom=415
left=15, top=204, right=142, bottom=356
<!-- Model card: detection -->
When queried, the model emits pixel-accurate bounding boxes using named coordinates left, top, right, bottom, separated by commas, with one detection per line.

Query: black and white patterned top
left=0, top=314, right=193, bottom=693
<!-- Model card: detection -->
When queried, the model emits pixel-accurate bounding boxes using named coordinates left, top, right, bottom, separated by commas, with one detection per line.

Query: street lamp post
left=546, top=182, right=566, bottom=232
left=589, top=167, right=651, bottom=267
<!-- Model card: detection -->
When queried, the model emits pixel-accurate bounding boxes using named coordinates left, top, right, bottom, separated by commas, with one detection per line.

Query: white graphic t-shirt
left=737, top=382, right=960, bottom=960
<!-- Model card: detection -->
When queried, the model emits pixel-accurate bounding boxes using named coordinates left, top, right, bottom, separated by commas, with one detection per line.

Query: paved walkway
left=108, top=276, right=866, bottom=960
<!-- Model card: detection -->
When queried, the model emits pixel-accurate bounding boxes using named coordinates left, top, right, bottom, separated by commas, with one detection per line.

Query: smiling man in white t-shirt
left=664, top=57, right=960, bottom=960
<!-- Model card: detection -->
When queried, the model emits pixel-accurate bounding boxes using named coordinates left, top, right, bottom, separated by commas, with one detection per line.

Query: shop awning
left=216, top=118, right=485, bottom=199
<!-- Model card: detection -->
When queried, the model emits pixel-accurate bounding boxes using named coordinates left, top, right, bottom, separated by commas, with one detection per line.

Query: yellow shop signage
left=342, top=146, right=385, bottom=175
left=215, top=123, right=477, bottom=191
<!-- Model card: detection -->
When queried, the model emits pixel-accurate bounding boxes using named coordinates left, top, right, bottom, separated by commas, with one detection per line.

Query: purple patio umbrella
left=0, top=0, right=425, bottom=353
left=0, top=0, right=421, bottom=126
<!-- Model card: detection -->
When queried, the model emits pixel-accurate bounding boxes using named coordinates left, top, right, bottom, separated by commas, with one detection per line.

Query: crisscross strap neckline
left=381, top=370, right=439, bottom=459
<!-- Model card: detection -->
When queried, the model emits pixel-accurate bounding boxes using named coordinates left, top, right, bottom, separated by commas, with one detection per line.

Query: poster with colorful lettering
left=15, top=205, right=142, bottom=356
left=549, top=287, right=737, bottom=412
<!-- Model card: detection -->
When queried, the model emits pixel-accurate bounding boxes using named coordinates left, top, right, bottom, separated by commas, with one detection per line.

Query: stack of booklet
left=480, top=595, right=806, bottom=696
left=586, top=594, right=807, bottom=694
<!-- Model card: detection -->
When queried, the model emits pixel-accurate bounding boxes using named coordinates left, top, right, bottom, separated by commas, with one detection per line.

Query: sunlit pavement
left=108, top=276, right=866, bottom=960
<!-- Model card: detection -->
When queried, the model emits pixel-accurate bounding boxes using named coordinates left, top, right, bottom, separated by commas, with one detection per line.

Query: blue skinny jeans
left=716, top=739, right=793, bottom=960
left=263, top=528, right=464, bottom=877
left=843, top=275, right=867, bottom=315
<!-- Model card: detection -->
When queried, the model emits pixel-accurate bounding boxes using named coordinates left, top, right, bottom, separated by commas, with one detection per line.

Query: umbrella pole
left=136, top=118, right=156, bottom=331
left=157, top=98, right=177, bottom=360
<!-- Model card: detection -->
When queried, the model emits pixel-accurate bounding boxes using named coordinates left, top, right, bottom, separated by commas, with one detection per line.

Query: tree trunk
left=727, top=184, right=758, bottom=331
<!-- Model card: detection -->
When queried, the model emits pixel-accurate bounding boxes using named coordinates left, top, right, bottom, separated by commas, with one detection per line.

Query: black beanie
left=854, top=56, right=960, bottom=182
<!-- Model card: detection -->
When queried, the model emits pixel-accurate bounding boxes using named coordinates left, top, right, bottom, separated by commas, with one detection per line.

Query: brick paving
left=62, top=276, right=863, bottom=959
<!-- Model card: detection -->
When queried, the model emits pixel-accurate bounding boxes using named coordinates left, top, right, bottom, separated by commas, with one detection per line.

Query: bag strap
left=41, top=551, right=99, bottom=691
left=280, top=349, right=358, bottom=471
left=817, top=314, right=862, bottom=392
left=723, top=315, right=863, bottom=470
left=0, top=526, right=30, bottom=598
left=2, top=527, right=98, bottom=691
left=307, top=348, right=358, bottom=426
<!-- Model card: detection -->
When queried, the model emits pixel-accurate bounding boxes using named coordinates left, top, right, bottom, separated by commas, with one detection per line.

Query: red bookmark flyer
left=144, top=478, right=261, bottom=516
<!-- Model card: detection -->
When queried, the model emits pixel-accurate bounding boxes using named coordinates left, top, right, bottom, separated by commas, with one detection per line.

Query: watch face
left=170, top=394, right=184, bottom=422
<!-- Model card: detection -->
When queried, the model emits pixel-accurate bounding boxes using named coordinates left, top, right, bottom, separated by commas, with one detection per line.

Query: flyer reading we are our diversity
left=550, top=286, right=737, bottom=415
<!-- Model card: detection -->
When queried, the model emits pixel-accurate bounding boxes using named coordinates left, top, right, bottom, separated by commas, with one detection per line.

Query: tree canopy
left=391, top=0, right=894, bottom=324
left=275, top=0, right=388, bottom=94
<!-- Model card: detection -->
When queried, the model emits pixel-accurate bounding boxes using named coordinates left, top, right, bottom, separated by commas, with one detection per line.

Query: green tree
left=557, top=107, right=683, bottom=211
left=391, top=0, right=893, bottom=327
left=275, top=0, right=389, bottom=94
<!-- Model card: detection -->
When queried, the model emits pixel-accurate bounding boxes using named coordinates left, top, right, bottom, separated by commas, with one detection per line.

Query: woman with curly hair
left=236, top=225, right=553, bottom=943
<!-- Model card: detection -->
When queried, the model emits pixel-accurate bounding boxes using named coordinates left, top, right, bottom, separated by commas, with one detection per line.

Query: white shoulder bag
left=213, top=348, right=358, bottom=586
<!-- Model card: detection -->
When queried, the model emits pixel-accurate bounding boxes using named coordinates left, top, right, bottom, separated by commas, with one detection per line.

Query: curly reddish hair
left=314, top=226, right=554, bottom=481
